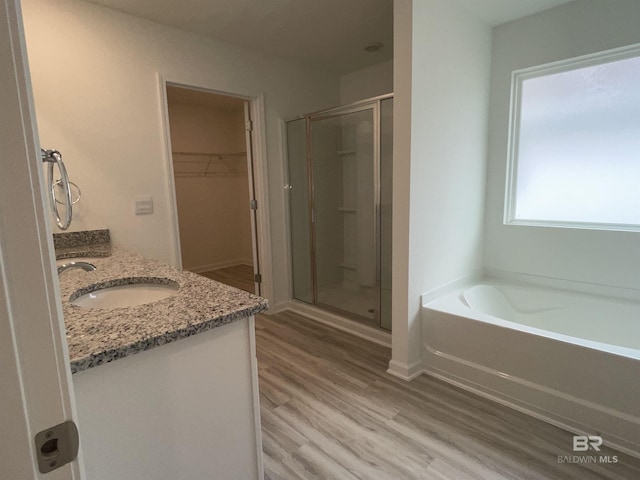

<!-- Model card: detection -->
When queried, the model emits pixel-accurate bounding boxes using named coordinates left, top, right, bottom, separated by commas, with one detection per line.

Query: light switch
left=135, top=195, right=154, bottom=215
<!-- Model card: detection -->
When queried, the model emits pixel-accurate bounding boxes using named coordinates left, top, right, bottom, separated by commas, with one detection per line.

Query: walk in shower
left=286, top=95, right=393, bottom=330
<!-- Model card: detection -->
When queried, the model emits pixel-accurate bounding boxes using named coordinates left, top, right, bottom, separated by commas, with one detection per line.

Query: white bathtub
left=422, top=280, right=640, bottom=457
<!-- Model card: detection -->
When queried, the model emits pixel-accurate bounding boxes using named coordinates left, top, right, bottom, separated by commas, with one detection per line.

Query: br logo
left=573, top=435, right=603, bottom=452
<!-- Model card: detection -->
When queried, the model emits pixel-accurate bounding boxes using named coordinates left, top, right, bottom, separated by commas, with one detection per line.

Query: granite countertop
left=57, top=247, right=268, bottom=373
left=54, top=229, right=112, bottom=259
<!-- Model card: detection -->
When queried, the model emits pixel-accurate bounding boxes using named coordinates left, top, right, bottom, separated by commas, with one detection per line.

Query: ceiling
left=84, top=0, right=575, bottom=74
left=84, top=0, right=393, bottom=74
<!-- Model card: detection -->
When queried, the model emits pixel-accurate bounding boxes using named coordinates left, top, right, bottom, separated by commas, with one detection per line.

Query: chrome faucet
left=57, top=261, right=96, bottom=275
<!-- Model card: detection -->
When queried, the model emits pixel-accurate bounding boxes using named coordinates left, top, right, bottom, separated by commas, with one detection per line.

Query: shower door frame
left=288, top=93, right=392, bottom=328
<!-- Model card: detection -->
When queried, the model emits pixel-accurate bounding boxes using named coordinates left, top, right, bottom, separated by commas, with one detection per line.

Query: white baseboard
left=186, top=259, right=251, bottom=274
left=287, top=300, right=391, bottom=348
left=386, top=359, right=425, bottom=381
left=265, top=301, right=289, bottom=314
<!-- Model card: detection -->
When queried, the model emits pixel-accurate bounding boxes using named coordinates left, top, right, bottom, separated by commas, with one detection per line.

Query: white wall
left=168, top=102, right=246, bottom=155
left=391, top=0, right=413, bottom=375
left=175, top=176, right=253, bottom=271
left=485, top=0, right=640, bottom=290
left=22, top=0, right=340, bottom=308
left=390, top=0, right=491, bottom=378
left=339, top=59, right=394, bottom=104
left=167, top=101, right=253, bottom=271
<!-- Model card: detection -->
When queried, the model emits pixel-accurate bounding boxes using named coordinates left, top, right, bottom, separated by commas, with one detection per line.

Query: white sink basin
left=71, top=279, right=179, bottom=309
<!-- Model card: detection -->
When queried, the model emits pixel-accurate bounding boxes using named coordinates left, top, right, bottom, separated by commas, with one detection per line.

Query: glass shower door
left=286, top=118, right=313, bottom=304
left=310, top=107, right=378, bottom=325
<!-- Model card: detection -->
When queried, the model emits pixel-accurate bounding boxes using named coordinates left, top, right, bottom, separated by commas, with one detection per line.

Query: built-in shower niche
left=286, top=95, right=393, bottom=331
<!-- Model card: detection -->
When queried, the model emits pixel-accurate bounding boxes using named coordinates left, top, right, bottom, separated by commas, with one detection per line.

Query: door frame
left=243, top=101, right=262, bottom=295
left=0, top=0, right=85, bottom=477
left=157, top=75, right=273, bottom=301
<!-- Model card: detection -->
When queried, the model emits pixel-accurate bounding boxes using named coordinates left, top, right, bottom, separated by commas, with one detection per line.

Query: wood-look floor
left=199, top=264, right=254, bottom=293
left=255, top=312, right=640, bottom=480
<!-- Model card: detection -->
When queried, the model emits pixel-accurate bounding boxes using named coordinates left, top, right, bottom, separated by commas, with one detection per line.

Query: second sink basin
left=71, top=278, right=179, bottom=309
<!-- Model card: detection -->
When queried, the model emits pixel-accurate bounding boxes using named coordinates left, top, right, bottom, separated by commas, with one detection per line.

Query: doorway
left=165, top=85, right=261, bottom=295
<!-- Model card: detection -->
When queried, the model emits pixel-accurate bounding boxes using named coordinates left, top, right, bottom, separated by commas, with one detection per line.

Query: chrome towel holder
left=41, top=148, right=77, bottom=230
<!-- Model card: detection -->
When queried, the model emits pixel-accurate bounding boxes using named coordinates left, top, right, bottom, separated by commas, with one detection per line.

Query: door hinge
left=34, top=420, right=80, bottom=474
left=250, top=199, right=258, bottom=210
left=245, top=120, right=253, bottom=131
left=254, top=273, right=262, bottom=284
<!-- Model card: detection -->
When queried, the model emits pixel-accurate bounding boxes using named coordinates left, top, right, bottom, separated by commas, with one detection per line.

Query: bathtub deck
left=256, top=311, right=640, bottom=480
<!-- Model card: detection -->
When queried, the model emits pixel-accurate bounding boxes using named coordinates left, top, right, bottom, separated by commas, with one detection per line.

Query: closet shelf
left=172, top=151, right=247, bottom=177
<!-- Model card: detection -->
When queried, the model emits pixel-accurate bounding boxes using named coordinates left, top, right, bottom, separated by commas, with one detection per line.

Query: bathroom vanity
left=55, top=232, right=268, bottom=480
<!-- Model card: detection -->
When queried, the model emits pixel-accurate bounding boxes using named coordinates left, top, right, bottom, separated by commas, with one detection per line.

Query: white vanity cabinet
left=72, top=316, right=263, bottom=480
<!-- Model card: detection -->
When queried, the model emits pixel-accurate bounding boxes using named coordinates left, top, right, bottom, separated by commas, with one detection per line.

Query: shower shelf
left=338, top=206, right=356, bottom=213
left=337, top=149, right=356, bottom=155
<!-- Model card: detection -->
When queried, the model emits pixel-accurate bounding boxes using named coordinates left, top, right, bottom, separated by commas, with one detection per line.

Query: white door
left=0, top=1, right=85, bottom=478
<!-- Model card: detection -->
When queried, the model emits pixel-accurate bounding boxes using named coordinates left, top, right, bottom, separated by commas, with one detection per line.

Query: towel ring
left=53, top=179, right=81, bottom=205
left=42, top=149, right=73, bottom=230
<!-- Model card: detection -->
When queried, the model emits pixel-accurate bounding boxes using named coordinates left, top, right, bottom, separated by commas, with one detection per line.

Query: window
left=505, top=44, right=640, bottom=231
